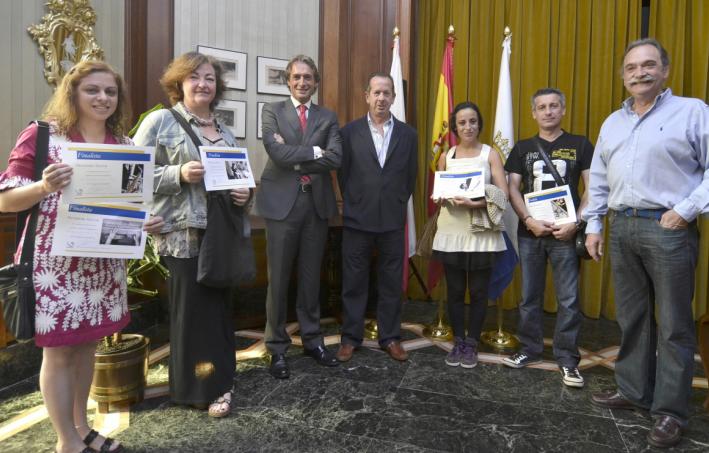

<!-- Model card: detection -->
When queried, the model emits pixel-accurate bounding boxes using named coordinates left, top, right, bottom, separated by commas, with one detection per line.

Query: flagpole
left=364, top=25, right=404, bottom=340
left=422, top=24, right=456, bottom=342
left=481, top=26, right=519, bottom=351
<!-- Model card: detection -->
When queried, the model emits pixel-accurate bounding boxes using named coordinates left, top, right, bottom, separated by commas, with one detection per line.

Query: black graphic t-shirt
left=504, top=131, right=594, bottom=237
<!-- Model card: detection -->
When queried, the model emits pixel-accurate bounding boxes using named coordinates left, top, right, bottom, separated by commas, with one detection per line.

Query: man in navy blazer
left=256, top=55, right=342, bottom=379
left=336, top=72, right=418, bottom=362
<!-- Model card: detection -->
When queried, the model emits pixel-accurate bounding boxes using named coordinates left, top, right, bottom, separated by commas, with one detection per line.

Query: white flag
left=492, top=30, right=518, bottom=254
left=493, top=32, right=514, bottom=160
left=390, top=35, right=417, bottom=259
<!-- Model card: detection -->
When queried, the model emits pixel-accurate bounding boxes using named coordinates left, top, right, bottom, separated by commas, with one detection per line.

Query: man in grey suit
left=256, top=54, right=342, bottom=379
left=335, top=72, right=418, bottom=362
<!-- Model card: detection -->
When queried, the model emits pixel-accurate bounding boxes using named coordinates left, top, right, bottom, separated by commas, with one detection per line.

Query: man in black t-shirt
left=502, top=88, right=594, bottom=388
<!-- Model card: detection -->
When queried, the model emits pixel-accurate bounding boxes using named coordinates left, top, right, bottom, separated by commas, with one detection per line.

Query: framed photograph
left=214, top=100, right=246, bottom=139
left=257, top=102, right=266, bottom=139
left=257, top=56, right=290, bottom=96
left=197, top=45, right=247, bottom=91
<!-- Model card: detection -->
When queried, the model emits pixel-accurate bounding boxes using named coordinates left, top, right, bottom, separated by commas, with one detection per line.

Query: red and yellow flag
left=426, top=29, right=457, bottom=291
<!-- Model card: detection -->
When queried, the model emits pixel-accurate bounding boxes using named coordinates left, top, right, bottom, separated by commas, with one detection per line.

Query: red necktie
left=298, top=104, right=307, bottom=132
left=297, top=104, right=311, bottom=185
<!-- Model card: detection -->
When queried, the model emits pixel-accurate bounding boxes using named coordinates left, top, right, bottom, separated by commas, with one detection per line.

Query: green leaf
left=128, top=103, right=164, bottom=138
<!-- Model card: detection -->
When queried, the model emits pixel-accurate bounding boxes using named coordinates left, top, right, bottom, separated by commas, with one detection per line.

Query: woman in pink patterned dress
left=0, top=61, right=163, bottom=453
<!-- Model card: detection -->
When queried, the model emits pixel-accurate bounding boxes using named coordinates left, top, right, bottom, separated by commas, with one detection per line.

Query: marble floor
left=1, top=300, right=708, bottom=452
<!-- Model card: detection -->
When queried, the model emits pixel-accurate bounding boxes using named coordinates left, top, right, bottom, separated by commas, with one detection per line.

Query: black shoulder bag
left=0, top=121, right=50, bottom=340
left=532, top=137, right=590, bottom=260
left=168, top=109, right=256, bottom=287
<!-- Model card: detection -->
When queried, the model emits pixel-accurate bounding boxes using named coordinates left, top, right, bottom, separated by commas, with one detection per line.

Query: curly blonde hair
left=160, top=52, right=226, bottom=111
left=42, top=60, right=130, bottom=137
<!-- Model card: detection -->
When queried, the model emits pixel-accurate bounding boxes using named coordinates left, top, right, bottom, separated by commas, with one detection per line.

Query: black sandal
left=83, top=429, right=125, bottom=452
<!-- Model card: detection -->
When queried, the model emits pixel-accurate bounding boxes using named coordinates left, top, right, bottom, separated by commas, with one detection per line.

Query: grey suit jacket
left=255, top=100, right=342, bottom=220
left=338, top=115, right=418, bottom=233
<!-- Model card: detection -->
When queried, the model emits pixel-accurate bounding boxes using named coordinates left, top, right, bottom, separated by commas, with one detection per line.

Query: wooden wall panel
left=124, top=0, right=173, bottom=125
left=320, top=0, right=415, bottom=126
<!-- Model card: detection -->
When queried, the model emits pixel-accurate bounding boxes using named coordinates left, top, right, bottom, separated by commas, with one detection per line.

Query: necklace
left=181, top=103, right=215, bottom=127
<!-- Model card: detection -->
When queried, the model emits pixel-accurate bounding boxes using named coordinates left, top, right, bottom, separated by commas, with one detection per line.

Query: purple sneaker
left=445, top=338, right=464, bottom=367
left=460, top=341, right=478, bottom=369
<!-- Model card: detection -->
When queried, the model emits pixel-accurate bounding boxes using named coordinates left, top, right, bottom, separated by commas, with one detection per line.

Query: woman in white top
left=432, top=102, right=508, bottom=368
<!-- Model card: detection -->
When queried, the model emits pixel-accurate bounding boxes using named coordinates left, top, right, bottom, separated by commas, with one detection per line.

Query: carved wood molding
left=28, top=0, right=105, bottom=87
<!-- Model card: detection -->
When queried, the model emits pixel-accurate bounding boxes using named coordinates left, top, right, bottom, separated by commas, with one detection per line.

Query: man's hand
left=230, top=188, right=251, bottom=206
left=552, top=222, right=578, bottom=241
left=273, top=133, right=285, bottom=144
left=659, top=209, right=689, bottom=230
left=585, top=232, right=603, bottom=262
left=180, top=161, right=205, bottom=184
left=525, top=218, right=554, bottom=237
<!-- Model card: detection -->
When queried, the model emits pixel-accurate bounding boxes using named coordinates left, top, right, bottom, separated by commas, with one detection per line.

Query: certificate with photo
left=51, top=203, right=149, bottom=259
left=61, top=143, right=155, bottom=204
left=432, top=168, right=485, bottom=199
left=199, top=146, right=256, bottom=191
left=524, top=185, right=577, bottom=225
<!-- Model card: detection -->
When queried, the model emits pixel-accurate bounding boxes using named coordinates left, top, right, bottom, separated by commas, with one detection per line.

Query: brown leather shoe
left=384, top=341, right=408, bottom=361
left=647, top=415, right=682, bottom=448
left=336, top=344, right=355, bottom=362
left=591, top=390, right=636, bottom=410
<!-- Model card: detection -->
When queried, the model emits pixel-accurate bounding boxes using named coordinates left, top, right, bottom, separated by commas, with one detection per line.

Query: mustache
left=630, top=75, right=656, bottom=85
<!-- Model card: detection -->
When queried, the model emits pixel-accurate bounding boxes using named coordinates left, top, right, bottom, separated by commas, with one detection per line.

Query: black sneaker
left=502, top=352, right=542, bottom=369
left=560, top=366, right=584, bottom=388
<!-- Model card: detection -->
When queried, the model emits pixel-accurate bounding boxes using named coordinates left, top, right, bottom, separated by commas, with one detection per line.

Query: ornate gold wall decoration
left=27, top=0, right=105, bottom=87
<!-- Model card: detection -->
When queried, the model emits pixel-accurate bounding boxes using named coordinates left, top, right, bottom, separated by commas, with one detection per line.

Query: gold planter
left=90, top=334, right=150, bottom=413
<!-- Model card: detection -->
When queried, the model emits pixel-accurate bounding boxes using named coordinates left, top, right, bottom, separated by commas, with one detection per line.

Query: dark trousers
left=609, top=213, right=698, bottom=425
left=264, top=191, right=328, bottom=354
left=444, top=264, right=491, bottom=343
left=340, top=227, right=405, bottom=347
left=163, top=256, right=235, bottom=405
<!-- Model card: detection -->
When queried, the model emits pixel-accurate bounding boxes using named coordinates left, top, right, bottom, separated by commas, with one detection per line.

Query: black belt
left=299, top=183, right=312, bottom=193
left=615, top=208, right=667, bottom=220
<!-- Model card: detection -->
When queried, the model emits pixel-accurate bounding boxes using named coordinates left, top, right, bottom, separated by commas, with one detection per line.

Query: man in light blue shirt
left=584, top=38, right=709, bottom=449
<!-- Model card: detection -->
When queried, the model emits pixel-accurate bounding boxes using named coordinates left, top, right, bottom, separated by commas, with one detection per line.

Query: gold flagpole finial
left=393, top=26, right=400, bottom=38
left=448, top=25, right=455, bottom=36
left=504, top=26, right=511, bottom=37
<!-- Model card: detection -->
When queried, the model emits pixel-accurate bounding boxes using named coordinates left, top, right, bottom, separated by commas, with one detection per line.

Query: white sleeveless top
left=432, top=145, right=506, bottom=253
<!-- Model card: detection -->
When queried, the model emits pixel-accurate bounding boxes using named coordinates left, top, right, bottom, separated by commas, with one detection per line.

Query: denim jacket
left=132, top=103, right=237, bottom=232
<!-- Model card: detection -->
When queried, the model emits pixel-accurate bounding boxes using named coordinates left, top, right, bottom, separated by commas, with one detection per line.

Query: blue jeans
left=517, top=235, right=581, bottom=367
left=609, top=212, right=697, bottom=425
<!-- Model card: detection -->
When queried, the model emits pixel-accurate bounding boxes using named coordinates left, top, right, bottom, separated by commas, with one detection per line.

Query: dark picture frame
left=197, top=45, right=247, bottom=91
left=257, top=102, right=266, bottom=139
left=214, top=99, right=246, bottom=139
left=256, top=56, right=290, bottom=96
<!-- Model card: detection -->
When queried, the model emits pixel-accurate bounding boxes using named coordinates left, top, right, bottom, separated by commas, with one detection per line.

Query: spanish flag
left=427, top=28, right=457, bottom=291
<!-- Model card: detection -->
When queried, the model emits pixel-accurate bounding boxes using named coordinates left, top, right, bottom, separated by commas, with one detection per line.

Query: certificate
left=51, top=203, right=149, bottom=259
left=524, top=185, right=577, bottom=225
left=199, top=147, right=256, bottom=191
left=61, top=143, right=155, bottom=204
left=432, top=168, right=485, bottom=199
